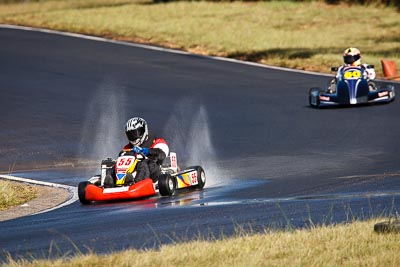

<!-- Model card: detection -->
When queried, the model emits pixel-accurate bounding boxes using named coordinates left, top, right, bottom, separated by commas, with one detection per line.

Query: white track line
left=0, top=174, right=78, bottom=214
left=2, top=24, right=396, bottom=83
left=0, top=24, right=332, bottom=77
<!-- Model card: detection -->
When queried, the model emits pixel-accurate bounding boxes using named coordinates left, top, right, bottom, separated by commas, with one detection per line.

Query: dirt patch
left=0, top=185, right=71, bottom=222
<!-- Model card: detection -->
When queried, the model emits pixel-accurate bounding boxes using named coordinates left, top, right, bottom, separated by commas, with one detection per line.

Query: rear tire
left=78, top=182, right=91, bottom=205
left=194, top=166, right=206, bottom=189
left=158, top=174, right=176, bottom=196
left=185, top=166, right=206, bottom=189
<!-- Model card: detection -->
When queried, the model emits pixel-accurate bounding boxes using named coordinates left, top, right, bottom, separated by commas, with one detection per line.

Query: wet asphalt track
left=1, top=26, right=400, bottom=261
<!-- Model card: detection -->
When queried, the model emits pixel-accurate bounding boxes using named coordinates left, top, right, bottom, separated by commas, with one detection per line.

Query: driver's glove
left=132, top=146, right=149, bottom=156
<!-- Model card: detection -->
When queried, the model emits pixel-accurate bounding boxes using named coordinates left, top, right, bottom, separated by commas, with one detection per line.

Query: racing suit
left=121, top=132, right=169, bottom=184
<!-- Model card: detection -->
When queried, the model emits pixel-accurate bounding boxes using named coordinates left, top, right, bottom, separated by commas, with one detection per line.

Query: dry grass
left=0, top=180, right=37, bottom=210
left=0, top=0, right=399, bottom=76
left=0, top=1, right=399, bottom=265
left=4, top=218, right=400, bottom=266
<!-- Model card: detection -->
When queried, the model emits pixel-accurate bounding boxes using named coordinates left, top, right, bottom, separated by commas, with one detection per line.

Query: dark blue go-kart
left=309, top=65, right=395, bottom=108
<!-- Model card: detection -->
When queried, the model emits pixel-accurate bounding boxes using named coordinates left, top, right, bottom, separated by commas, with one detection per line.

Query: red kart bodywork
left=78, top=152, right=206, bottom=204
left=84, top=178, right=156, bottom=202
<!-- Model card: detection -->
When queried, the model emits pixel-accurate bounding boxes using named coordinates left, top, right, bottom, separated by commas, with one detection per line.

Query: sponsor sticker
left=103, top=187, right=130, bottom=193
left=319, top=95, right=330, bottom=101
left=378, top=91, right=388, bottom=97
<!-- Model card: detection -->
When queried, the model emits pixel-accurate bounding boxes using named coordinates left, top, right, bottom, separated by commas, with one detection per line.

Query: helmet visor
left=344, top=54, right=360, bottom=65
left=126, top=128, right=144, bottom=144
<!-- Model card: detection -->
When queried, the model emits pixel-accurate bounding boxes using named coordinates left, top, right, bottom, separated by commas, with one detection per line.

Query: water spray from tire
left=78, top=82, right=126, bottom=165
left=79, top=89, right=225, bottom=186
left=164, top=99, right=225, bottom=187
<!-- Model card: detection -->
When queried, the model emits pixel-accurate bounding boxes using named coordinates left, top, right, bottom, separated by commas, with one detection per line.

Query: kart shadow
left=304, top=101, right=392, bottom=110
left=79, top=188, right=206, bottom=208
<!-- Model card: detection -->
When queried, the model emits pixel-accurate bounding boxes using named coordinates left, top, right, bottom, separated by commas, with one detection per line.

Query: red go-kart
left=78, top=152, right=206, bottom=204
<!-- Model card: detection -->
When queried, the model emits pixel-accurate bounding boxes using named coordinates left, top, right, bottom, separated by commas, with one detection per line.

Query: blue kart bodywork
left=309, top=66, right=395, bottom=107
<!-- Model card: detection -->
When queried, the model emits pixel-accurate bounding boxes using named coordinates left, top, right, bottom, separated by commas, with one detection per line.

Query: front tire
left=158, top=174, right=177, bottom=196
left=78, top=182, right=91, bottom=205
left=309, top=87, right=321, bottom=108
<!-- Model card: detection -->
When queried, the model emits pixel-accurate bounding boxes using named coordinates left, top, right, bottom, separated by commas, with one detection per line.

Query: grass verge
left=3, top=218, right=400, bottom=266
left=0, top=0, right=399, bottom=76
left=0, top=1, right=399, bottom=265
left=0, top=180, right=38, bottom=211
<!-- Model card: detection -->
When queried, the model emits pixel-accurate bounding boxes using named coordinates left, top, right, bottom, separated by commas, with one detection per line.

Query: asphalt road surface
left=1, top=26, right=400, bottom=261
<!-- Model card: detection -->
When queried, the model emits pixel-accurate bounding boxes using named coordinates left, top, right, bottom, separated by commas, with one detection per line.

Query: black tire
left=185, top=166, right=206, bottom=189
left=158, top=174, right=176, bottom=196
left=388, top=84, right=396, bottom=102
left=193, top=166, right=206, bottom=189
left=78, top=181, right=91, bottom=205
left=309, top=87, right=321, bottom=108
left=374, top=220, right=400, bottom=233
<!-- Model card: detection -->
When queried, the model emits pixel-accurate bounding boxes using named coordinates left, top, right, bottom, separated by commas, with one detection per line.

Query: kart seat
left=381, top=59, right=400, bottom=81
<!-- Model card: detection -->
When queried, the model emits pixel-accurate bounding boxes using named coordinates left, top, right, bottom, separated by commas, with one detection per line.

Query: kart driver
left=328, top=47, right=377, bottom=92
left=104, top=117, right=169, bottom=187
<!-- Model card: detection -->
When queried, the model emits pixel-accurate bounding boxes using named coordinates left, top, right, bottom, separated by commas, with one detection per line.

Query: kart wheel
left=194, top=166, right=206, bottom=189
left=374, top=220, right=400, bottom=233
left=309, top=87, right=321, bottom=108
left=186, top=166, right=206, bottom=189
left=388, top=84, right=396, bottom=101
left=158, top=174, right=176, bottom=196
left=78, top=181, right=91, bottom=205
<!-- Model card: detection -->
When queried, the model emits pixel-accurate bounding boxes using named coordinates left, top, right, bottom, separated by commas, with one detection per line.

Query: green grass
left=0, top=0, right=399, bottom=76
left=0, top=180, right=37, bottom=210
left=3, top=218, right=400, bottom=266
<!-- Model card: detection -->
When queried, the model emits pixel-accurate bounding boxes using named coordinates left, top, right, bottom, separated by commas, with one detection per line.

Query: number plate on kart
left=170, top=152, right=177, bottom=169
left=116, top=156, right=136, bottom=182
left=343, top=69, right=361, bottom=80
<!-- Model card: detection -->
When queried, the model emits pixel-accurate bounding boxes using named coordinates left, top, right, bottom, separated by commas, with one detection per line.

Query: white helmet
left=343, top=47, right=361, bottom=66
left=124, top=117, right=148, bottom=146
